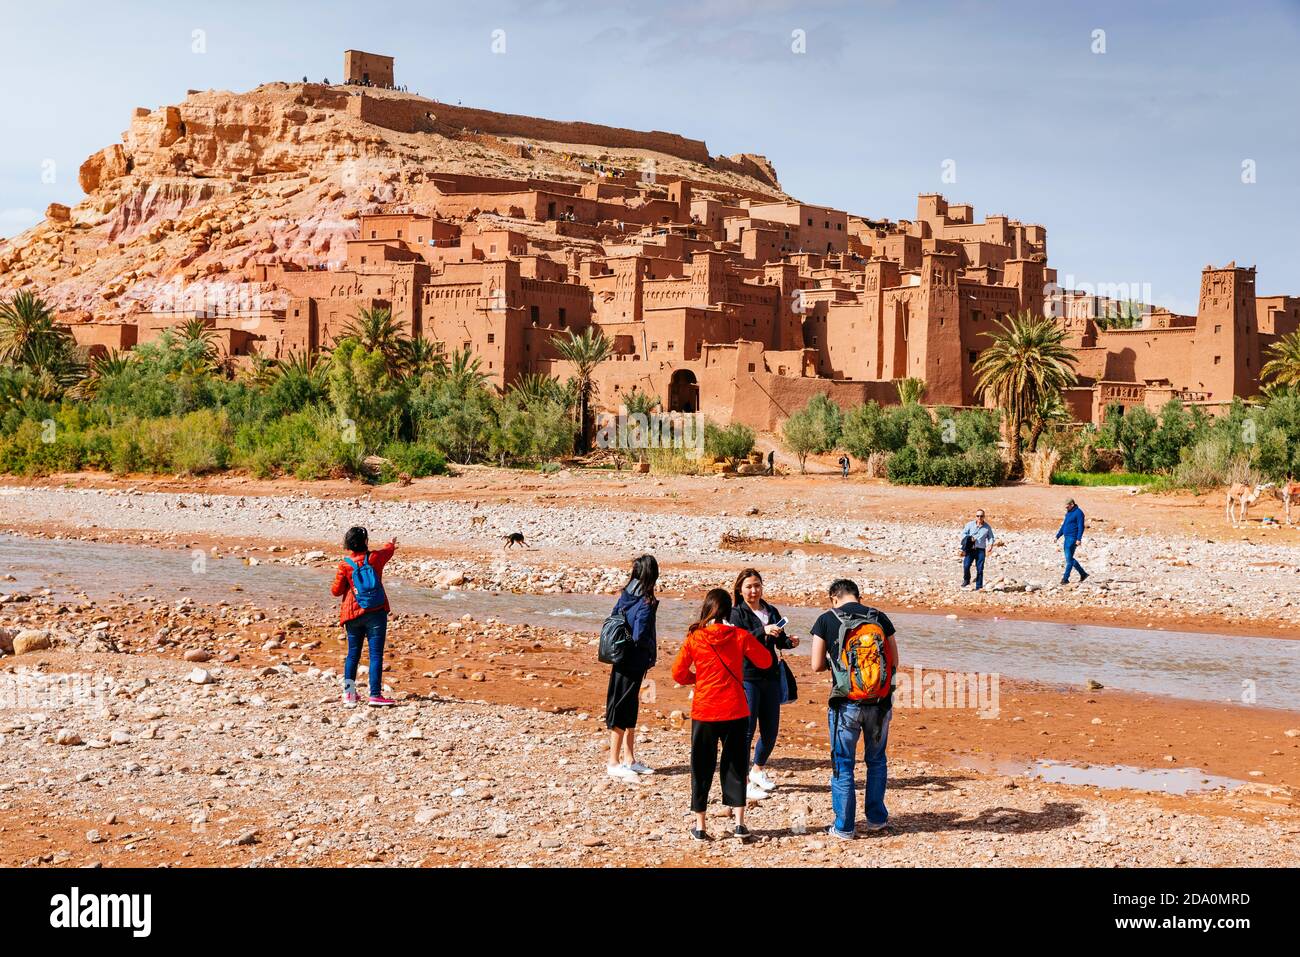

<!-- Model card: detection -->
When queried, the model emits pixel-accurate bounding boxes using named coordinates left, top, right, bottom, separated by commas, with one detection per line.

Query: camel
left=1278, top=478, right=1300, bottom=525
left=1225, top=482, right=1273, bottom=526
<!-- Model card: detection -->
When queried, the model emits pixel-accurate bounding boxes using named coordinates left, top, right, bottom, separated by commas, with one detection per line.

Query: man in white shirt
left=958, top=509, right=996, bottom=591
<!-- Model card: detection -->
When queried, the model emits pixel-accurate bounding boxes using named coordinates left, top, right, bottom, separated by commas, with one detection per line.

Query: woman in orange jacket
left=671, top=588, right=773, bottom=842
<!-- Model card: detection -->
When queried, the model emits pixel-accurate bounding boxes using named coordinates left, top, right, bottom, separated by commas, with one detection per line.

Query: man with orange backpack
left=808, top=579, right=898, bottom=839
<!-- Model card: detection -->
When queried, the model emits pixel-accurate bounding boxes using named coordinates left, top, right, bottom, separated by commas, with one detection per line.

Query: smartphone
left=774, top=616, right=789, bottom=630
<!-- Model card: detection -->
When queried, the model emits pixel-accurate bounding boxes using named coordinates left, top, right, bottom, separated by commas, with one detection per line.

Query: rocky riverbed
left=1, top=577, right=1297, bottom=867
left=2, top=474, right=1298, bottom=867
left=3, top=480, right=1299, bottom=636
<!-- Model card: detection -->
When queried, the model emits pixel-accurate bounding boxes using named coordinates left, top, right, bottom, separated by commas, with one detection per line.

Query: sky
left=1, top=0, right=1298, bottom=313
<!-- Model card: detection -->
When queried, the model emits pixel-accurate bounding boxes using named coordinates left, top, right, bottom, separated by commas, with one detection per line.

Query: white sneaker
left=627, top=760, right=655, bottom=775
left=749, top=768, right=775, bottom=791
left=606, top=763, right=640, bottom=783
left=746, top=784, right=771, bottom=802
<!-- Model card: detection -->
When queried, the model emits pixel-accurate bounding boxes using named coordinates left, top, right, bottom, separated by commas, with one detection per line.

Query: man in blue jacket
left=1055, top=498, right=1089, bottom=584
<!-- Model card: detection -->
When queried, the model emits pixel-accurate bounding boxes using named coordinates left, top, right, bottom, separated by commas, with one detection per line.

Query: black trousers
left=690, top=717, right=749, bottom=812
left=605, top=666, right=644, bottom=730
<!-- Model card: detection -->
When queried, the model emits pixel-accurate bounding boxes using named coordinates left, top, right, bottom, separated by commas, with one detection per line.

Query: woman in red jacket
left=672, top=588, right=772, bottom=842
left=330, top=526, right=397, bottom=708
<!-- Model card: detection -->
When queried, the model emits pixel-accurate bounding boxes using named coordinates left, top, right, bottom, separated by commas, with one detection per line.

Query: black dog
left=504, top=532, right=528, bottom=549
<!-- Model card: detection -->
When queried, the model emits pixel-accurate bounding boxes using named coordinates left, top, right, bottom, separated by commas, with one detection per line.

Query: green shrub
left=108, top=425, right=142, bottom=475
left=380, top=440, right=448, bottom=479
left=1167, top=434, right=1239, bottom=491
left=1052, top=471, right=1159, bottom=487
left=781, top=394, right=843, bottom=472
left=170, top=410, right=232, bottom=475
left=0, top=418, right=83, bottom=475
left=489, top=396, right=573, bottom=466
left=886, top=444, right=1004, bottom=487
left=705, top=420, right=755, bottom=466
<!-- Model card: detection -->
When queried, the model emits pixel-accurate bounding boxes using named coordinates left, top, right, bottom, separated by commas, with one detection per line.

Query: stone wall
left=348, top=93, right=711, bottom=164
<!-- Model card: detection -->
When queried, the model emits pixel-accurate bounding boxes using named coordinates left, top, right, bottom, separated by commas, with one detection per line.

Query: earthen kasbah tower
left=19, top=52, right=1299, bottom=429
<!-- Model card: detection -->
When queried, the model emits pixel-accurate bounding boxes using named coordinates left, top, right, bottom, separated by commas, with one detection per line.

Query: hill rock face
left=0, top=82, right=784, bottom=320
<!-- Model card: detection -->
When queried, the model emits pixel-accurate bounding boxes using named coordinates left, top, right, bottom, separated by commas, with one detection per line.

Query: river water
left=3, top=534, right=1297, bottom=711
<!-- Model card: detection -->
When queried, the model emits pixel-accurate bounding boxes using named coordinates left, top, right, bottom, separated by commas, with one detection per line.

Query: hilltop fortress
left=3, top=51, right=1296, bottom=429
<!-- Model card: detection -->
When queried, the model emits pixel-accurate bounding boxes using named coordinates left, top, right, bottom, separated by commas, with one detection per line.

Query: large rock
left=12, top=630, right=52, bottom=655
left=78, top=143, right=130, bottom=194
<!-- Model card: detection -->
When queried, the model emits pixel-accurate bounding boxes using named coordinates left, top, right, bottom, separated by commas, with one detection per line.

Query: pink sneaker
left=343, top=690, right=358, bottom=708
left=368, top=695, right=396, bottom=707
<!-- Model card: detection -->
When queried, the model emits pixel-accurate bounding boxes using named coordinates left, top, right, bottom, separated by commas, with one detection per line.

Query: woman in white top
left=727, top=568, right=800, bottom=799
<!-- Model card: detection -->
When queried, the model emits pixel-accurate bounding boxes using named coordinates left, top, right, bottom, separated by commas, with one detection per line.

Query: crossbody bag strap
left=705, top=635, right=745, bottom=693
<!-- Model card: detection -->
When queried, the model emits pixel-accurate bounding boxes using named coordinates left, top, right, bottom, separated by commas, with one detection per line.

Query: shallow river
left=3, top=534, right=1297, bottom=711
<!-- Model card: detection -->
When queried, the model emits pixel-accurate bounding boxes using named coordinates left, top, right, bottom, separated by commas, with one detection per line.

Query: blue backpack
left=344, top=553, right=386, bottom=610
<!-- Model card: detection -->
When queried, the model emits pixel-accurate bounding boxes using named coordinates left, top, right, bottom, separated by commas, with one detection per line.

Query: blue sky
left=2, top=0, right=1297, bottom=313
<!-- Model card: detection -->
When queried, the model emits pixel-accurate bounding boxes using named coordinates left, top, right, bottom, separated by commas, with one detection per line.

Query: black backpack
left=599, top=612, right=633, bottom=666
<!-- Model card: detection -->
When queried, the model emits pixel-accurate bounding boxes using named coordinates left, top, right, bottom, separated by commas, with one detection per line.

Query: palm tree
left=67, top=349, right=133, bottom=400
left=510, top=372, right=566, bottom=406
left=175, top=317, right=217, bottom=352
left=273, top=350, right=323, bottom=383
left=0, top=291, right=85, bottom=397
left=896, top=377, right=927, bottom=405
left=1026, top=387, right=1072, bottom=453
left=550, top=327, right=614, bottom=453
left=242, top=349, right=280, bottom=388
left=399, top=337, right=442, bottom=378
left=974, top=312, right=1078, bottom=476
left=621, top=386, right=662, bottom=418
left=165, top=317, right=221, bottom=377
left=438, top=347, right=488, bottom=395
left=1262, top=331, right=1300, bottom=390
left=338, top=306, right=409, bottom=375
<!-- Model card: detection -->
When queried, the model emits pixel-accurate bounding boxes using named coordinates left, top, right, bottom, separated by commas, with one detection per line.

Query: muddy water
left=4, top=534, right=1299, bottom=710
left=950, top=755, right=1248, bottom=795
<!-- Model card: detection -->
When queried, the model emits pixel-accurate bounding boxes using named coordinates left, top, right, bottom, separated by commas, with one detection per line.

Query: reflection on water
left=1029, top=760, right=1245, bottom=795
left=951, top=755, right=1246, bottom=794
left=3, top=534, right=1298, bottom=710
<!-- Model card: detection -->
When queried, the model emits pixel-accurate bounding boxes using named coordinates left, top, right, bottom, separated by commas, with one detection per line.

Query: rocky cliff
left=0, top=83, right=785, bottom=320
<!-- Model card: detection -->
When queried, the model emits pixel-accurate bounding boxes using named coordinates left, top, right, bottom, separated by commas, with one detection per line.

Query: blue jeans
left=744, top=677, right=783, bottom=767
left=344, top=609, right=388, bottom=697
left=1062, top=539, right=1087, bottom=582
left=828, top=701, right=891, bottom=834
left=962, top=548, right=986, bottom=589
